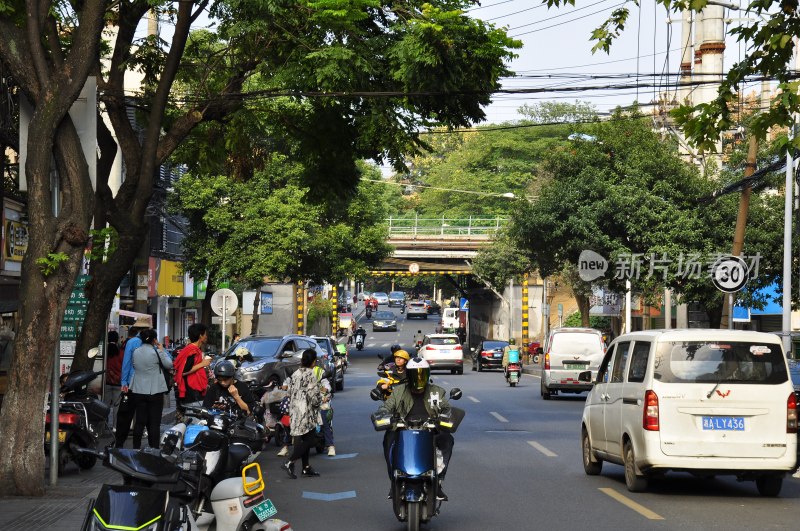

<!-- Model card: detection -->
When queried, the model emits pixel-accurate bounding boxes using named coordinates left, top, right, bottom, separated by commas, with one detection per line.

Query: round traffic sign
left=711, top=255, right=749, bottom=293
left=409, top=263, right=420, bottom=274
left=211, top=288, right=238, bottom=316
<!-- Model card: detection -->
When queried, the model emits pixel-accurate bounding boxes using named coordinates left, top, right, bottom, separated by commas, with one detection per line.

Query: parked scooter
left=371, top=388, right=464, bottom=531
left=45, top=348, right=108, bottom=474
left=79, top=436, right=281, bottom=530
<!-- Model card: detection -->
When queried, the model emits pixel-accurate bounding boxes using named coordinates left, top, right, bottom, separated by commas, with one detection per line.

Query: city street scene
left=2, top=1, right=800, bottom=530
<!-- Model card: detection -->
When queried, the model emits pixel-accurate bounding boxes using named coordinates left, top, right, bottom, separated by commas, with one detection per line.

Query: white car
left=580, top=329, right=798, bottom=496
left=540, top=327, right=605, bottom=400
left=419, top=334, right=464, bottom=374
left=372, top=292, right=389, bottom=305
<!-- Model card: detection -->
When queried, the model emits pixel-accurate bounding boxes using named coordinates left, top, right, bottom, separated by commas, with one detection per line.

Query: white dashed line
left=468, top=396, right=480, bottom=403
left=490, top=411, right=509, bottom=423
left=527, top=440, right=557, bottom=457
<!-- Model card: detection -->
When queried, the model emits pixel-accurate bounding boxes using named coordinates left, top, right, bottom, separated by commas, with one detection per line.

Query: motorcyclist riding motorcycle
left=502, top=338, right=523, bottom=380
left=204, top=360, right=256, bottom=415
left=376, top=357, right=454, bottom=501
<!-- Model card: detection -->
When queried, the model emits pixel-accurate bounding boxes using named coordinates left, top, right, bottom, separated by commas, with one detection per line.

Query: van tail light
left=544, top=353, right=550, bottom=370
left=787, top=393, right=798, bottom=434
left=643, top=390, right=659, bottom=431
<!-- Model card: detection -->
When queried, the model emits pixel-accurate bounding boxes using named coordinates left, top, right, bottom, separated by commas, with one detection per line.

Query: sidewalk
left=0, top=403, right=178, bottom=530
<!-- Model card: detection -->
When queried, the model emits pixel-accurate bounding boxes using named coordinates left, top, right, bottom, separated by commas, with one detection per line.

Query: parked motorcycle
left=79, top=435, right=279, bottom=531
left=45, top=348, right=108, bottom=474
left=371, top=388, right=464, bottom=531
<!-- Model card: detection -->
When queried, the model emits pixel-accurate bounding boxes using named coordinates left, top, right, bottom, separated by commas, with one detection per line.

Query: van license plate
left=702, top=416, right=745, bottom=431
left=564, top=363, right=587, bottom=370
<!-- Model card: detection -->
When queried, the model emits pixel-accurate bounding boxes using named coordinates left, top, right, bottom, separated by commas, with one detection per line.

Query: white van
left=540, top=327, right=605, bottom=400
left=580, top=329, right=798, bottom=496
left=441, top=308, right=459, bottom=331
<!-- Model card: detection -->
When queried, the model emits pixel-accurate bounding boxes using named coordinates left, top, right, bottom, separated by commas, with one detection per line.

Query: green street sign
left=60, top=322, right=82, bottom=340
left=63, top=305, right=87, bottom=321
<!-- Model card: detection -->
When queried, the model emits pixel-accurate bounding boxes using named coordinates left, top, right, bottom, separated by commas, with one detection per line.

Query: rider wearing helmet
left=378, top=343, right=405, bottom=370
left=376, top=357, right=455, bottom=501
left=203, top=360, right=256, bottom=415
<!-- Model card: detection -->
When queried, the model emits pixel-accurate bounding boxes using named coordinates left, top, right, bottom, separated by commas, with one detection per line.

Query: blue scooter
left=371, top=389, right=464, bottom=531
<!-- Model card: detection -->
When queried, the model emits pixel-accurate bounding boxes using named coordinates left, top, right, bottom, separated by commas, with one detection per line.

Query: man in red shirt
left=174, top=324, right=211, bottom=408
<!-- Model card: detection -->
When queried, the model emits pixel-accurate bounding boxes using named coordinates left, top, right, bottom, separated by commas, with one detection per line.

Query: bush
left=563, top=311, right=610, bottom=330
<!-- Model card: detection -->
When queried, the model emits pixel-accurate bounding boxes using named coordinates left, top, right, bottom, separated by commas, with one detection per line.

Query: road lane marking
left=302, top=491, right=357, bottom=502
left=598, top=488, right=664, bottom=520
left=468, top=396, right=480, bottom=403
left=526, top=440, right=557, bottom=457
left=440, top=380, right=450, bottom=385
left=490, top=411, right=509, bottom=423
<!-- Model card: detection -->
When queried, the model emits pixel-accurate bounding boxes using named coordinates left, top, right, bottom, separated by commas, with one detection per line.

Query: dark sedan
left=425, top=299, right=441, bottom=315
left=471, top=339, right=509, bottom=371
left=372, top=311, right=398, bottom=332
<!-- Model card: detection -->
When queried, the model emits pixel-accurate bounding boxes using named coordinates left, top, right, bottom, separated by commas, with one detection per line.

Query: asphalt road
left=260, top=307, right=800, bottom=531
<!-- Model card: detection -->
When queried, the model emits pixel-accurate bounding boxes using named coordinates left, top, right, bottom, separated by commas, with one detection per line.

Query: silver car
left=228, top=335, right=329, bottom=388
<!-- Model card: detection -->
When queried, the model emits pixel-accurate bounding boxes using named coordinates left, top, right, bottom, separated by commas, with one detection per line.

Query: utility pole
left=720, top=135, right=759, bottom=328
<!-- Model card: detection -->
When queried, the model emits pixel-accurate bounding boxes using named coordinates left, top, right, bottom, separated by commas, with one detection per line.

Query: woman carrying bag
left=130, top=328, right=173, bottom=449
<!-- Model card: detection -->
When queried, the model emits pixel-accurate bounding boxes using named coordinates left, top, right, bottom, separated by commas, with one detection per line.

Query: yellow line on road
left=598, top=488, right=664, bottom=520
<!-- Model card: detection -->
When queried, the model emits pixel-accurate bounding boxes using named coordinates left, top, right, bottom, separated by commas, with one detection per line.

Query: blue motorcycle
left=372, top=389, right=464, bottom=531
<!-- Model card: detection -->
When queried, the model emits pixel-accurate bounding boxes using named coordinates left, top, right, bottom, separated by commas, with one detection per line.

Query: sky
left=468, top=0, right=757, bottom=124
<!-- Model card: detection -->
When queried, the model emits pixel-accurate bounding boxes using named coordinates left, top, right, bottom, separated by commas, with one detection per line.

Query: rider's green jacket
left=377, top=381, right=451, bottom=420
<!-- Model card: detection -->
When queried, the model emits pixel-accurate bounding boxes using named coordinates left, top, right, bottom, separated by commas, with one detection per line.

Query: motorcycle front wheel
left=407, top=501, right=421, bottom=531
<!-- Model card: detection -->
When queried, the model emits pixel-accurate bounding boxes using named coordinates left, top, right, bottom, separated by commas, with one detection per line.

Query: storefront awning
left=117, top=310, right=152, bottom=326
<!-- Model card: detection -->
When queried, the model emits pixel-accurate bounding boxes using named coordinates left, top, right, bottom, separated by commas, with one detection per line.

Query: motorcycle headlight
left=242, top=361, right=267, bottom=373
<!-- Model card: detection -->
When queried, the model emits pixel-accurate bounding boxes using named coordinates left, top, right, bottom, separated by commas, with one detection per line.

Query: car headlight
left=390, top=321, right=396, bottom=326
left=242, top=361, right=267, bottom=373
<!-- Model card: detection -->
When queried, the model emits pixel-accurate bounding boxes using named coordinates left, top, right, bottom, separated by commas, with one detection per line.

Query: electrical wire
left=504, top=0, right=614, bottom=31
left=483, top=1, right=550, bottom=22
left=510, top=2, right=627, bottom=37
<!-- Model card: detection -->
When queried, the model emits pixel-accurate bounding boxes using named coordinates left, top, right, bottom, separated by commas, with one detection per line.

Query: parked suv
left=580, top=329, right=797, bottom=496
left=419, top=334, right=464, bottom=374
left=540, top=327, right=605, bottom=400
left=226, top=335, right=329, bottom=388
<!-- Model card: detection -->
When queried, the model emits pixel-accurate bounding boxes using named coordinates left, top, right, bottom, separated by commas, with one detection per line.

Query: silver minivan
left=580, top=329, right=798, bottom=495
left=540, top=327, right=605, bottom=400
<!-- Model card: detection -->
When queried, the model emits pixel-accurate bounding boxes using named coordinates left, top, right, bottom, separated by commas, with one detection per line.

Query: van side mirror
left=282, top=351, right=294, bottom=358
left=449, top=388, right=462, bottom=401
left=578, top=370, right=592, bottom=383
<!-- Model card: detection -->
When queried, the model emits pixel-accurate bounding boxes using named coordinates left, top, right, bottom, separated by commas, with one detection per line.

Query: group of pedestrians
left=105, top=323, right=211, bottom=449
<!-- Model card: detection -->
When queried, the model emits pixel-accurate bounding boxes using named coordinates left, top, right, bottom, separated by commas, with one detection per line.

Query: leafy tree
left=0, top=0, right=519, bottom=495
left=509, top=110, right=786, bottom=326
left=545, top=0, right=800, bottom=151
left=172, top=160, right=393, bottom=328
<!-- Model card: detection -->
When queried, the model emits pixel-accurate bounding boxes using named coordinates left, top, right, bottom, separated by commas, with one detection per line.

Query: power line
left=484, top=1, right=550, bottom=22
left=510, top=2, right=627, bottom=37
left=467, top=0, right=523, bottom=12
left=506, top=0, right=615, bottom=31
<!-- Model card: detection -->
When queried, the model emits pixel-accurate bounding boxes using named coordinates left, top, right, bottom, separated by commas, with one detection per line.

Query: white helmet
left=406, top=357, right=430, bottom=394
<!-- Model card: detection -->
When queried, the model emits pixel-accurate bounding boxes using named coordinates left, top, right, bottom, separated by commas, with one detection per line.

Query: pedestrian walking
left=130, top=329, right=173, bottom=449
left=104, top=330, right=122, bottom=431
left=313, top=365, right=335, bottom=456
left=281, top=349, right=323, bottom=479
left=173, top=323, right=211, bottom=417
left=116, top=324, right=144, bottom=447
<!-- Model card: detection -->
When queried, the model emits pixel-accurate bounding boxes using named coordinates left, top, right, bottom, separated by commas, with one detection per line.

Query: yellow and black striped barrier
left=296, top=281, right=304, bottom=334
left=522, top=272, right=529, bottom=345
left=331, top=285, right=338, bottom=333
left=367, top=270, right=473, bottom=276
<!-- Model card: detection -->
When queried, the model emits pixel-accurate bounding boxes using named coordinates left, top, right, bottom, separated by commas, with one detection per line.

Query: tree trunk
left=0, top=118, right=93, bottom=495
left=575, top=292, right=591, bottom=327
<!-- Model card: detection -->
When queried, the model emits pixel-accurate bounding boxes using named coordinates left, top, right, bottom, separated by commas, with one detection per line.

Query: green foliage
left=36, top=252, right=69, bottom=276
left=171, top=157, right=393, bottom=286
left=87, top=227, right=118, bottom=263
left=563, top=311, right=609, bottom=330
left=307, top=297, right=333, bottom=326
left=472, top=234, right=530, bottom=290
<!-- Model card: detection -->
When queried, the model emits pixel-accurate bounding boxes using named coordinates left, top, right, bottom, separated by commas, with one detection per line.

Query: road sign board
left=711, top=255, right=749, bottom=293
left=211, top=288, right=238, bottom=316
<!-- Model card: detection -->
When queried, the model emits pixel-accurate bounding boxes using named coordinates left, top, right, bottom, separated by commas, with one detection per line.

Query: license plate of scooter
left=253, top=499, right=278, bottom=522
left=45, top=430, right=67, bottom=443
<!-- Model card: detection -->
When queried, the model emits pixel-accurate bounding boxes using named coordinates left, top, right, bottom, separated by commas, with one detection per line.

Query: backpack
left=279, top=396, right=291, bottom=416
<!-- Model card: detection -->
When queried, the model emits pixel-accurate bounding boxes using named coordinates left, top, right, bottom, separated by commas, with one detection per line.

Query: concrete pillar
left=676, top=303, right=689, bottom=328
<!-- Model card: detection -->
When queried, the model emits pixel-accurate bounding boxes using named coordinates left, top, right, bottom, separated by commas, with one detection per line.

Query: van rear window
left=550, top=333, right=603, bottom=356
left=654, top=341, right=788, bottom=384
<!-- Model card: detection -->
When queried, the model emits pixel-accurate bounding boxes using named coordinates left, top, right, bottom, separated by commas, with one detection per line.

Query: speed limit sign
left=711, top=255, right=749, bottom=293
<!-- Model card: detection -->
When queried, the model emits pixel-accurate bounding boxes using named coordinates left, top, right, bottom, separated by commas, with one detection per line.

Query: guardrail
left=386, top=216, right=507, bottom=237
